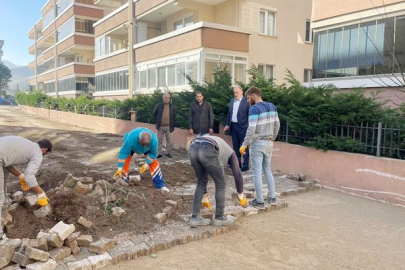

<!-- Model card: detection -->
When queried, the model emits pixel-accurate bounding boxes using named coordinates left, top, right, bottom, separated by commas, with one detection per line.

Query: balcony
left=94, top=4, right=128, bottom=37
left=29, top=44, right=36, bottom=55
left=29, top=61, right=36, bottom=70
left=94, top=0, right=127, bottom=8
left=57, top=62, right=95, bottom=77
left=134, top=21, right=250, bottom=63
left=56, top=35, right=94, bottom=53
left=135, top=0, right=170, bottom=17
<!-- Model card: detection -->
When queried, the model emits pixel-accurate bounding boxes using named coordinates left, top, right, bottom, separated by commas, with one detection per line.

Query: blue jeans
left=250, top=140, right=276, bottom=203
left=189, top=142, right=226, bottom=218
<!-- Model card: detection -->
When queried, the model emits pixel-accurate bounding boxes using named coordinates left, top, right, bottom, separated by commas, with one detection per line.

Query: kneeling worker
left=0, top=136, right=52, bottom=239
left=113, top=127, right=169, bottom=193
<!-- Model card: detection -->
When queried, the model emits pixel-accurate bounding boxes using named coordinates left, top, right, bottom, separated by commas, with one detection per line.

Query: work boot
left=159, top=186, right=170, bottom=194
left=212, top=215, right=235, bottom=226
left=189, top=215, right=211, bottom=228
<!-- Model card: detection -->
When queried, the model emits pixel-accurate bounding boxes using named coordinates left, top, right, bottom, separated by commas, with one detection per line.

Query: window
left=44, top=81, right=56, bottom=93
left=259, top=10, right=276, bottom=36
left=139, top=70, right=147, bottom=89
left=95, top=70, right=129, bottom=92
left=56, top=17, right=74, bottom=42
left=304, top=69, right=312, bottom=82
left=186, top=61, right=198, bottom=82
left=56, top=0, right=73, bottom=17
left=43, top=8, right=55, bottom=29
left=305, top=20, right=312, bottom=42
left=173, top=15, right=194, bottom=30
left=176, top=63, right=186, bottom=86
left=75, top=19, right=95, bottom=34
left=158, top=67, right=166, bottom=88
left=58, top=77, right=75, bottom=92
left=149, top=69, right=157, bottom=89
left=258, top=64, right=274, bottom=79
left=167, top=65, right=176, bottom=86
left=234, top=63, right=247, bottom=83
left=313, top=31, right=328, bottom=79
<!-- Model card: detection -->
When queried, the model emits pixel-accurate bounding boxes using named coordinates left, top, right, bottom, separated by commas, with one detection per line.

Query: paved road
left=109, top=189, right=405, bottom=270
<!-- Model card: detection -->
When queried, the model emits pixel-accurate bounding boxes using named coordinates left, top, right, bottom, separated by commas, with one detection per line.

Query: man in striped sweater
left=240, top=86, right=280, bottom=209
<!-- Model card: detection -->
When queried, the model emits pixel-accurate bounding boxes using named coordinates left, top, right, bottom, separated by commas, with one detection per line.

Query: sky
left=0, top=0, right=48, bottom=66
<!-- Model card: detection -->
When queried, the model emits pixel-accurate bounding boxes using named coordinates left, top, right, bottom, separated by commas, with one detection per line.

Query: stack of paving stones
left=284, top=173, right=322, bottom=196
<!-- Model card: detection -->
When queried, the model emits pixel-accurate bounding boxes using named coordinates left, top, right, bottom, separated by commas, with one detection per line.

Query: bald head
left=139, top=131, right=151, bottom=147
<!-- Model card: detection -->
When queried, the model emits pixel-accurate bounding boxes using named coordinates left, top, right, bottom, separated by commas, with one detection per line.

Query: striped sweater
left=242, top=101, right=280, bottom=146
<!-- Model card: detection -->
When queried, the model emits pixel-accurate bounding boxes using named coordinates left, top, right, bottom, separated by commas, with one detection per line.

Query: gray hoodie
left=0, top=136, right=43, bottom=187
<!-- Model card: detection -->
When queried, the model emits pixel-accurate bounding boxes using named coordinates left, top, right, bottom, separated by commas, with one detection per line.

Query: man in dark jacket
left=153, top=93, right=177, bottom=158
left=188, top=91, right=214, bottom=137
left=224, top=86, right=250, bottom=171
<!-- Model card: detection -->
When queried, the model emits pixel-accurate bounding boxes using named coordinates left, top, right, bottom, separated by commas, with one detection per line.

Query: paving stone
left=55, top=263, right=68, bottom=270
left=165, top=235, right=181, bottom=248
left=99, top=193, right=117, bottom=204
left=49, top=222, right=75, bottom=241
left=63, top=174, right=79, bottom=188
left=95, top=180, right=112, bottom=188
left=11, top=251, right=33, bottom=266
left=146, top=237, right=167, bottom=252
left=128, top=175, right=141, bottom=186
left=76, top=235, right=93, bottom=247
left=245, top=191, right=255, bottom=198
left=49, top=247, right=72, bottom=262
left=25, top=246, right=50, bottom=262
left=78, top=177, right=94, bottom=184
left=132, top=243, right=150, bottom=257
left=24, top=194, right=38, bottom=208
left=243, top=207, right=259, bottom=216
left=23, top=237, right=48, bottom=251
left=89, top=185, right=104, bottom=199
left=66, top=232, right=81, bottom=243
left=5, top=238, right=22, bottom=249
left=74, top=182, right=93, bottom=195
left=314, top=184, right=322, bottom=190
left=64, top=238, right=78, bottom=250
left=33, top=205, right=52, bottom=218
left=154, top=212, right=167, bottom=224
left=2, top=265, right=23, bottom=270
left=77, top=217, right=93, bottom=229
left=88, top=252, right=113, bottom=270
left=67, top=258, right=92, bottom=270
left=71, top=246, right=81, bottom=255
left=1, top=211, right=12, bottom=227
left=111, top=207, right=125, bottom=217
left=7, top=203, right=19, bottom=212
left=163, top=206, right=173, bottom=217
left=26, top=259, right=57, bottom=270
left=181, top=193, right=194, bottom=201
left=0, top=244, right=15, bottom=268
left=108, top=240, right=138, bottom=264
left=43, top=233, right=64, bottom=248
left=11, top=191, right=24, bottom=202
left=89, top=238, right=116, bottom=255
left=129, top=235, right=149, bottom=246
left=165, top=200, right=178, bottom=209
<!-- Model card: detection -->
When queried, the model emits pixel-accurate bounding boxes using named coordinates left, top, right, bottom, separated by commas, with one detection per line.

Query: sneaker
left=189, top=216, right=211, bottom=228
left=238, top=194, right=249, bottom=208
left=159, top=186, right=170, bottom=193
left=157, top=154, right=163, bottom=158
left=165, top=153, right=172, bottom=158
left=212, top=215, right=235, bottom=226
left=241, top=167, right=249, bottom=172
left=267, top=197, right=277, bottom=205
left=249, top=199, right=265, bottom=209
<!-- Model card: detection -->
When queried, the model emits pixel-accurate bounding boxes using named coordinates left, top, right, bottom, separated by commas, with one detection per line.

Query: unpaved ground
left=0, top=106, right=194, bottom=239
left=109, top=189, right=405, bottom=270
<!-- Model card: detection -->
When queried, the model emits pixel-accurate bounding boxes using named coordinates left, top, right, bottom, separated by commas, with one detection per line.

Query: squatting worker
left=113, top=127, right=169, bottom=193
left=188, top=135, right=246, bottom=228
left=0, top=136, right=52, bottom=239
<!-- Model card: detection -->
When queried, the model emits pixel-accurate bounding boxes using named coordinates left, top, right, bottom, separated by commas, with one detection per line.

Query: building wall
left=214, top=0, right=236, bottom=26
left=95, top=51, right=129, bottom=72
left=135, top=0, right=169, bottom=17
left=241, top=0, right=313, bottom=83
left=312, top=0, right=404, bottom=22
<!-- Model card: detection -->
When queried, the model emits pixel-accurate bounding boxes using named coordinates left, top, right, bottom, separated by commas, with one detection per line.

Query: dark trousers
left=231, top=123, right=249, bottom=169
left=189, top=142, right=226, bottom=218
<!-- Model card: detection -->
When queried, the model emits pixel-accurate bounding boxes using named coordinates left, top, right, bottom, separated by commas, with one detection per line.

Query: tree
left=0, top=63, right=12, bottom=93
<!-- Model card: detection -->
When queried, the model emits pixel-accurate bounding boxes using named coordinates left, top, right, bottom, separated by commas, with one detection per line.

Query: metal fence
left=278, top=121, right=405, bottom=159
left=38, top=102, right=126, bottom=119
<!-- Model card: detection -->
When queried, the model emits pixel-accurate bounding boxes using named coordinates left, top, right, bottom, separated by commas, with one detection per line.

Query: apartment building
left=0, top=40, right=3, bottom=63
left=93, top=0, right=313, bottom=99
left=310, top=0, right=405, bottom=104
left=28, top=0, right=103, bottom=98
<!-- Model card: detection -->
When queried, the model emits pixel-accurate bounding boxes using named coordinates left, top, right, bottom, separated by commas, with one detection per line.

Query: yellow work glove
left=19, top=173, right=30, bottom=191
left=238, top=193, right=249, bottom=208
left=239, top=145, right=247, bottom=156
left=201, top=194, right=213, bottom=211
left=140, top=163, right=149, bottom=174
left=37, top=192, right=49, bottom=207
left=113, top=168, right=123, bottom=178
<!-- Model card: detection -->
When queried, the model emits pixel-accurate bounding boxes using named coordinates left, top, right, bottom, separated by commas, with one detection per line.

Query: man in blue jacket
left=224, top=85, right=250, bottom=171
left=113, top=127, right=169, bottom=193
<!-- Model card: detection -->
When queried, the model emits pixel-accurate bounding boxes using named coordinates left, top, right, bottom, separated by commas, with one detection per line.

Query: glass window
left=95, top=38, right=100, bottom=58
left=326, top=27, right=343, bottom=78
left=375, top=18, right=395, bottom=74
left=186, top=61, right=198, bottom=82
left=75, top=19, right=95, bottom=34
left=234, top=63, right=246, bottom=83
left=258, top=64, right=274, bottom=79
left=173, top=15, right=194, bottom=30
left=158, top=67, right=166, bottom=88
left=305, top=20, right=312, bottom=42
left=395, top=16, right=405, bottom=72
left=167, top=65, right=176, bottom=86
left=304, top=69, right=312, bottom=82
left=56, top=0, right=73, bottom=17
left=173, top=19, right=183, bottom=30
left=176, top=63, right=185, bottom=85
left=56, top=17, right=74, bottom=42
left=259, top=10, right=276, bottom=36
left=149, top=69, right=157, bottom=89
left=43, top=8, right=55, bottom=29
left=140, top=70, right=147, bottom=88
left=341, top=24, right=359, bottom=77
left=184, top=15, right=194, bottom=27
left=358, top=21, right=377, bottom=76
left=313, top=31, right=328, bottom=79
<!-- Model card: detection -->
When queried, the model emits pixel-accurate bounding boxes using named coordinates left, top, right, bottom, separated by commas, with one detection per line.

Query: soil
left=1, top=107, right=196, bottom=240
